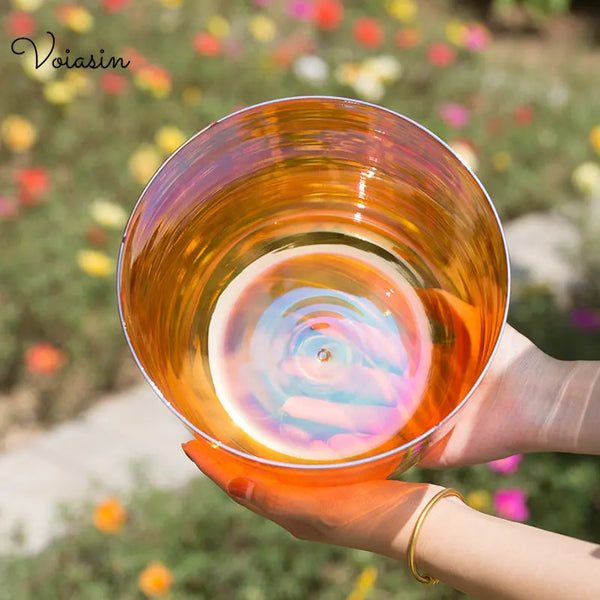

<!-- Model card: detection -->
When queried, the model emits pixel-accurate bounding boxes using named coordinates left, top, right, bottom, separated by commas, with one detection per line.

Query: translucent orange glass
left=117, top=96, right=510, bottom=486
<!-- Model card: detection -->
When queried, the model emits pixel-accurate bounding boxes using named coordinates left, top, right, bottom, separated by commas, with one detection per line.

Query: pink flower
left=463, top=23, right=490, bottom=51
left=487, top=454, right=523, bottom=475
left=0, top=196, right=18, bottom=219
left=570, top=308, right=600, bottom=331
left=288, top=0, right=313, bottom=20
left=493, top=488, right=529, bottom=522
left=438, top=102, right=469, bottom=128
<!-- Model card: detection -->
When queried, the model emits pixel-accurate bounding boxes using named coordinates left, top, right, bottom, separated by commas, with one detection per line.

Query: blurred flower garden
left=1, top=0, right=599, bottom=598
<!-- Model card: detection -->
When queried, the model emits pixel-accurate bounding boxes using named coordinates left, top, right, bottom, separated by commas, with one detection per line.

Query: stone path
left=0, top=386, right=198, bottom=555
left=0, top=210, right=582, bottom=556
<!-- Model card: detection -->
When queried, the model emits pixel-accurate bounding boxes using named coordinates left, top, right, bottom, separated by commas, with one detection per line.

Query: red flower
left=86, top=226, right=109, bottom=247
left=353, top=17, right=384, bottom=48
left=512, top=104, right=534, bottom=126
left=102, top=0, right=129, bottom=12
left=193, top=32, right=222, bottom=57
left=16, top=167, right=50, bottom=206
left=25, top=343, right=66, bottom=376
left=100, top=73, right=127, bottom=95
left=486, top=117, right=504, bottom=136
left=427, top=42, right=455, bottom=66
left=5, top=11, right=36, bottom=37
left=395, top=28, right=421, bottom=49
left=313, top=0, right=344, bottom=31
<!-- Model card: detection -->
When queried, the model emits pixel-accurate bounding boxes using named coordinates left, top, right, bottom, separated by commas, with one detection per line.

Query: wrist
left=405, top=488, right=473, bottom=583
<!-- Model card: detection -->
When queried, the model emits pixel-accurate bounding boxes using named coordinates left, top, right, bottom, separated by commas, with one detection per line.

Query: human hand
left=182, top=439, right=448, bottom=562
left=417, top=289, right=558, bottom=469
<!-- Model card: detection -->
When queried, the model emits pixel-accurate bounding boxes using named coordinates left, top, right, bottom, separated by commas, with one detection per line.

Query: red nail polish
left=227, top=477, right=254, bottom=500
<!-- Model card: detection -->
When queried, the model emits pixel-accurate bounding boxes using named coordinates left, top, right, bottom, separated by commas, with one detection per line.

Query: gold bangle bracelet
left=407, top=487, right=466, bottom=585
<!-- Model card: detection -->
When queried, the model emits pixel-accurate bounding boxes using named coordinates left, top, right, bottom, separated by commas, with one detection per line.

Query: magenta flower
left=288, top=0, right=313, bottom=20
left=570, top=308, right=600, bottom=332
left=464, top=24, right=490, bottom=51
left=493, top=488, right=529, bottom=522
left=487, top=454, right=523, bottom=475
left=438, top=102, right=470, bottom=128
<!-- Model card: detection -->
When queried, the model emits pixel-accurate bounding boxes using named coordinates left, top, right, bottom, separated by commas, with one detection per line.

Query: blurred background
left=1, top=0, right=599, bottom=598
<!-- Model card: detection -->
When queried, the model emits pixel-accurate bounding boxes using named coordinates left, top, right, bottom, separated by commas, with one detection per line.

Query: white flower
left=90, top=199, right=128, bottom=229
left=572, top=162, right=600, bottom=196
left=449, top=140, right=478, bottom=172
left=352, top=71, right=385, bottom=102
left=292, top=55, right=329, bottom=85
left=362, top=55, right=402, bottom=84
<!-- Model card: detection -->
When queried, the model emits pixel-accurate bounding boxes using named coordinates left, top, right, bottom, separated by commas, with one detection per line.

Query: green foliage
left=0, top=477, right=464, bottom=600
left=493, top=0, right=573, bottom=18
left=2, top=444, right=598, bottom=599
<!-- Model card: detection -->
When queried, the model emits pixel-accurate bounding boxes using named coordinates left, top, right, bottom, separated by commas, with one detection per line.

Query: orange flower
left=353, top=17, right=384, bottom=48
left=193, top=32, right=222, bottom=56
left=93, top=497, right=127, bottom=533
left=135, top=64, right=172, bottom=98
left=312, top=0, right=344, bottom=31
left=25, top=343, right=66, bottom=375
left=395, top=27, right=421, bottom=48
left=138, top=562, right=173, bottom=598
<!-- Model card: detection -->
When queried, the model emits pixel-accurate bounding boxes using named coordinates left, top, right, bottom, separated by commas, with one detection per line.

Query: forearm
left=520, top=355, right=600, bottom=455
left=397, top=495, right=600, bottom=600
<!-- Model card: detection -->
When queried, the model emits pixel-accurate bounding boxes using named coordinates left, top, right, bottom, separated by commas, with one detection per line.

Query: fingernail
left=227, top=477, right=255, bottom=501
left=181, top=442, right=194, bottom=461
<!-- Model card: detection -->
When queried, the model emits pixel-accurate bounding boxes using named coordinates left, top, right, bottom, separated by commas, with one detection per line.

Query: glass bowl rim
left=116, top=95, right=511, bottom=471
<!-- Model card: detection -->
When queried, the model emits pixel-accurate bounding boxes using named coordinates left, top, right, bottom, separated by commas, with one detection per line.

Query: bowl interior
left=118, top=97, right=509, bottom=469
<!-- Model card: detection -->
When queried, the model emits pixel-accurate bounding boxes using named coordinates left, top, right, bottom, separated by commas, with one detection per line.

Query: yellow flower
left=249, top=15, right=276, bottom=43
left=90, top=199, right=128, bottom=229
left=155, top=126, right=186, bottom=155
left=44, top=80, right=76, bottom=105
left=362, top=55, right=402, bottom=84
left=93, top=497, right=127, bottom=533
left=1, top=115, right=37, bottom=152
left=64, top=71, right=91, bottom=95
left=77, top=249, right=115, bottom=277
left=11, top=0, right=43, bottom=10
left=138, top=562, right=173, bottom=598
left=65, top=6, right=94, bottom=33
left=466, top=489, right=492, bottom=512
left=346, top=566, right=378, bottom=600
left=386, top=0, right=417, bottom=23
left=572, top=161, right=600, bottom=196
left=590, top=125, right=600, bottom=154
left=207, top=14, right=230, bottom=38
left=159, top=0, right=183, bottom=6
left=182, top=85, right=202, bottom=106
left=446, top=18, right=467, bottom=46
left=492, top=151, right=512, bottom=172
left=334, top=63, right=360, bottom=86
left=128, top=145, right=162, bottom=185
left=20, top=35, right=56, bottom=81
